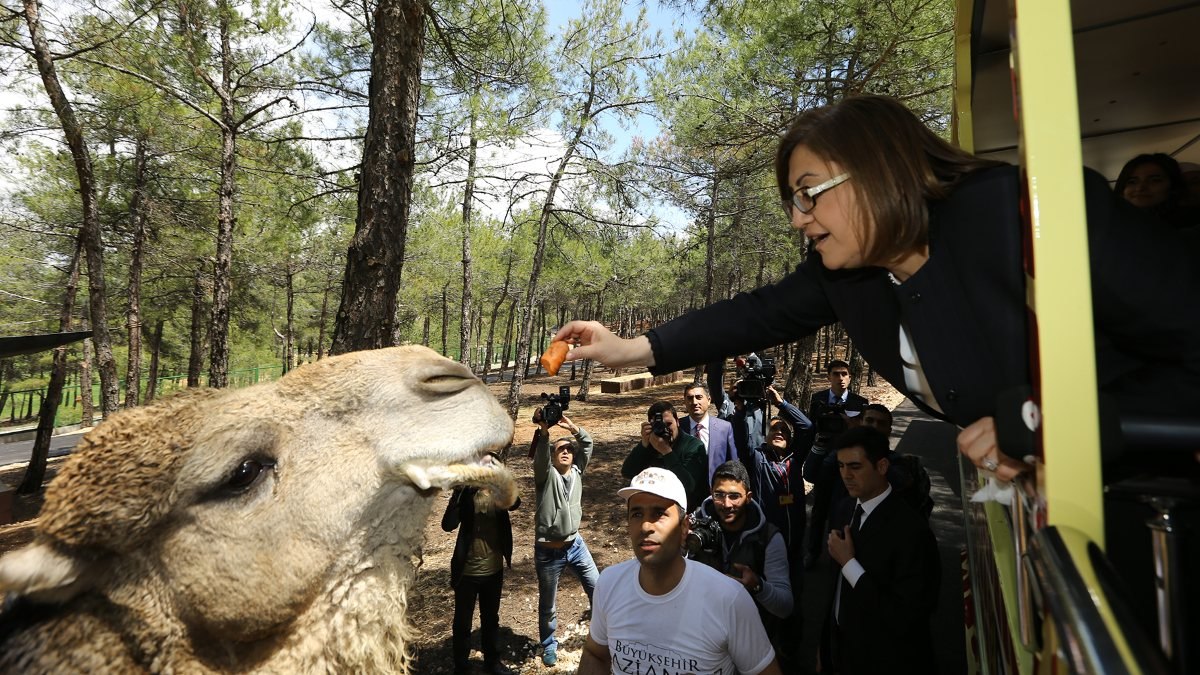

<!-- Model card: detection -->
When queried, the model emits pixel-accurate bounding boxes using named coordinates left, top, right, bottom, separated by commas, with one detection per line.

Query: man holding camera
left=802, top=359, right=868, bottom=569
left=621, top=401, right=708, bottom=513
left=728, top=353, right=778, bottom=457
left=688, top=461, right=794, bottom=625
left=678, top=382, right=736, bottom=482
left=532, top=409, right=600, bottom=667
left=578, top=468, right=782, bottom=675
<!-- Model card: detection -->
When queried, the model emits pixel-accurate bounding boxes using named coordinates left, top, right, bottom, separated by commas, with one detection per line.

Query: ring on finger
left=983, top=458, right=999, bottom=472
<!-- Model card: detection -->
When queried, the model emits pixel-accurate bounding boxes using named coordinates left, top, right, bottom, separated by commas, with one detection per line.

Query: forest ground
left=0, top=367, right=905, bottom=674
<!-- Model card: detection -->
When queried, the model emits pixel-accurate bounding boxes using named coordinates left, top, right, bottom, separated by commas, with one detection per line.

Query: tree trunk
left=421, top=314, right=430, bottom=347
left=0, top=362, right=12, bottom=417
left=145, top=319, right=164, bottom=402
left=124, top=138, right=149, bottom=408
left=694, top=174, right=720, bottom=384
left=19, top=237, right=84, bottom=494
left=576, top=292, right=606, bottom=402
left=783, top=333, right=819, bottom=405
left=23, top=0, right=119, bottom=417
left=317, top=252, right=336, bottom=359
left=80, top=338, right=95, bottom=426
left=482, top=252, right=515, bottom=380
left=207, top=7, right=239, bottom=389
left=459, top=108, right=477, bottom=365
left=187, top=259, right=206, bottom=387
left=284, top=268, right=296, bottom=373
left=849, top=341, right=867, bottom=393
left=440, top=281, right=450, bottom=357
left=500, top=298, right=517, bottom=375
left=505, top=88, right=593, bottom=419
left=330, top=0, right=425, bottom=354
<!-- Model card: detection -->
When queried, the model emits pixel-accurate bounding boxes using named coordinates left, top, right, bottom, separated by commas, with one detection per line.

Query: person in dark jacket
left=441, top=482, right=520, bottom=675
left=824, top=427, right=940, bottom=675
left=552, top=94, right=1200, bottom=480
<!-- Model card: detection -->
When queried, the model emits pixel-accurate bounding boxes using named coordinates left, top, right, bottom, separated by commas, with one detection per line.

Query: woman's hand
left=553, top=320, right=655, bottom=369
left=957, top=416, right=1031, bottom=482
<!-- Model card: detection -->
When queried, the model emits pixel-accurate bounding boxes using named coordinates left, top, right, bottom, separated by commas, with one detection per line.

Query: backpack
left=889, top=453, right=934, bottom=519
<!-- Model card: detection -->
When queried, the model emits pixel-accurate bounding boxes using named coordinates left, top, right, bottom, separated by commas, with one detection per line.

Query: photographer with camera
left=531, top=407, right=599, bottom=667
left=621, top=401, right=709, bottom=513
left=728, top=353, right=781, bottom=457
left=686, top=462, right=793, bottom=652
left=801, top=360, right=867, bottom=570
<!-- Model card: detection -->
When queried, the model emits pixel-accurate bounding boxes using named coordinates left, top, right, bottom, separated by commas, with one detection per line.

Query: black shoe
left=484, top=662, right=516, bottom=675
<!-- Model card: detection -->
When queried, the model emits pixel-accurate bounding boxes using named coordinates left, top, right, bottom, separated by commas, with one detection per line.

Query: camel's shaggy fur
left=0, top=346, right=516, bottom=673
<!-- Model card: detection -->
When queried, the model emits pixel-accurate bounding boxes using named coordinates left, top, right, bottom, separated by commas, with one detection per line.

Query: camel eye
left=226, top=458, right=276, bottom=492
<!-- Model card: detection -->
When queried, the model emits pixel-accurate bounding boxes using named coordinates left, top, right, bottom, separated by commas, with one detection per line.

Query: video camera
left=734, top=353, right=776, bottom=402
left=806, top=398, right=864, bottom=437
left=535, top=386, right=572, bottom=427
left=650, top=411, right=672, bottom=442
left=685, top=512, right=723, bottom=567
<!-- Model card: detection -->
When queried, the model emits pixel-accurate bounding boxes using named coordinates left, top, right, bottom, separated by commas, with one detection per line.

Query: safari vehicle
left=952, top=0, right=1199, bottom=673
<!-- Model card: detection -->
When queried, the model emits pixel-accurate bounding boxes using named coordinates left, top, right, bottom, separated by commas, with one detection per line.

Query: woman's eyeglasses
left=786, top=172, right=851, bottom=214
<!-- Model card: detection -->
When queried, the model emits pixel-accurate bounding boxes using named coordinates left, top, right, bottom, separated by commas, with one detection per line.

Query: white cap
left=618, top=468, right=688, bottom=512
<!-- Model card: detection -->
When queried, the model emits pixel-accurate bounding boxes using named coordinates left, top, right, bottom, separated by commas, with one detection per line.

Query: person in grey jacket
left=532, top=410, right=600, bottom=667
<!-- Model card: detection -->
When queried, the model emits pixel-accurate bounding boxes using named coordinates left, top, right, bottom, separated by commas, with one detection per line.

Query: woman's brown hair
left=774, top=95, right=1006, bottom=266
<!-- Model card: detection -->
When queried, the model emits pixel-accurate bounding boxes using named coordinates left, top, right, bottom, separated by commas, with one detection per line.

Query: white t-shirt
left=590, top=558, right=776, bottom=675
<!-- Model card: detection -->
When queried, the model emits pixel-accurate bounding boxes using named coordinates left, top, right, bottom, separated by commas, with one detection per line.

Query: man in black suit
left=808, top=359, right=868, bottom=418
left=823, top=427, right=940, bottom=675
left=802, top=359, right=868, bottom=568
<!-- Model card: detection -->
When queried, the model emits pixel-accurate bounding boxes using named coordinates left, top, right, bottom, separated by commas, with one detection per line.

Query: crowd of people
left=446, top=93, right=1198, bottom=674
left=445, top=361, right=936, bottom=675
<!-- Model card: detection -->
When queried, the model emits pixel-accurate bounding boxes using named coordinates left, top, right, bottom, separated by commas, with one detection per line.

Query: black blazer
left=647, top=166, right=1200, bottom=431
left=828, top=493, right=941, bottom=674
left=440, top=487, right=520, bottom=587
left=807, top=390, right=868, bottom=416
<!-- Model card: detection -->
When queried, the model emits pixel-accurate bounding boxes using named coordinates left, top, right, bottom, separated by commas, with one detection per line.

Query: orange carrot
left=540, top=340, right=570, bottom=376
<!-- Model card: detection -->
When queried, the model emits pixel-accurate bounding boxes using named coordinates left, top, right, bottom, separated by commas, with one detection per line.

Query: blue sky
left=544, top=0, right=700, bottom=152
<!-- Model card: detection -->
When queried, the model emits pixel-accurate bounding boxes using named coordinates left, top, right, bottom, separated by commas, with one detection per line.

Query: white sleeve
left=728, top=584, right=776, bottom=674
left=589, top=567, right=613, bottom=647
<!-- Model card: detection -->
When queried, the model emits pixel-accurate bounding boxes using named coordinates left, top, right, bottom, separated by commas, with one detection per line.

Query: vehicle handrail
left=1028, top=526, right=1170, bottom=674
left=1120, top=416, right=1200, bottom=450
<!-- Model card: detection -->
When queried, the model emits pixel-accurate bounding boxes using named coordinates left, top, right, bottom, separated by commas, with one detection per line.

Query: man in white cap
left=577, top=468, right=782, bottom=675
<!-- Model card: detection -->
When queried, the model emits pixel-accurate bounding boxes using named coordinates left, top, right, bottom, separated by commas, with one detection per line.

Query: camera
left=685, top=512, right=724, bottom=558
left=535, top=386, right=572, bottom=427
left=650, top=411, right=672, bottom=442
left=813, top=399, right=862, bottom=437
left=735, top=353, right=776, bottom=402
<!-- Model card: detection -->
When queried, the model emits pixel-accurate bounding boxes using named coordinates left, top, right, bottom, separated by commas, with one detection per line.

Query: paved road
left=0, top=431, right=86, bottom=468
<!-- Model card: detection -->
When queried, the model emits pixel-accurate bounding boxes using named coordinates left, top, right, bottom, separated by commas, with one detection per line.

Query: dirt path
left=0, top=370, right=903, bottom=674
left=409, top=373, right=903, bottom=674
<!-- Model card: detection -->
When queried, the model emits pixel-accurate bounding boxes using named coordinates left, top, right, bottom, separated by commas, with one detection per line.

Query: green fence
left=0, top=365, right=284, bottom=428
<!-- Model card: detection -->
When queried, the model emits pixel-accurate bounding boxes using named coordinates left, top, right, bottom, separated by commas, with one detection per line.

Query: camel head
left=0, top=346, right=515, bottom=672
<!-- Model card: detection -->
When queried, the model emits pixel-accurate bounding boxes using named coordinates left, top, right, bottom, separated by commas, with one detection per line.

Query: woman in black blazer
left=553, top=95, right=1200, bottom=479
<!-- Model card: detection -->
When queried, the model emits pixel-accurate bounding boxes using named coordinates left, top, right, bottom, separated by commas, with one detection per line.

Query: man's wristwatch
left=750, top=581, right=763, bottom=595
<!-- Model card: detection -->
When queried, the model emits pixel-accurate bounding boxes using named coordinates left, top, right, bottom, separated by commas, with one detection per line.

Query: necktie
left=838, top=503, right=865, bottom=624
left=697, top=421, right=708, bottom=448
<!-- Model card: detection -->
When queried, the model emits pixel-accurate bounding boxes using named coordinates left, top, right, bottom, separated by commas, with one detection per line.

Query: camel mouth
left=393, top=453, right=518, bottom=508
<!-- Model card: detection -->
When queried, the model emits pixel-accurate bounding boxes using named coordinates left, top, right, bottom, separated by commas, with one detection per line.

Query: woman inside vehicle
left=555, top=94, right=1200, bottom=480
left=1113, top=152, right=1198, bottom=230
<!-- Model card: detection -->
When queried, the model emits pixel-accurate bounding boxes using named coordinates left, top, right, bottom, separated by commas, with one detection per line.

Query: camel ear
left=0, top=542, right=92, bottom=603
